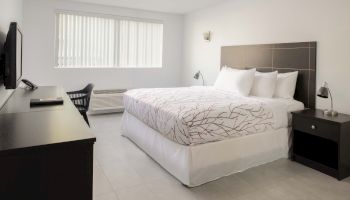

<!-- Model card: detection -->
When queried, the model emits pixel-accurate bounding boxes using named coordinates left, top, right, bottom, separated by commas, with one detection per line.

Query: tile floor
left=90, top=113, right=350, bottom=200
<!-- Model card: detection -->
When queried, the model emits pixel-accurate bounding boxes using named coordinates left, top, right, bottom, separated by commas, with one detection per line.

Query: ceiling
left=65, top=0, right=227, bottom=14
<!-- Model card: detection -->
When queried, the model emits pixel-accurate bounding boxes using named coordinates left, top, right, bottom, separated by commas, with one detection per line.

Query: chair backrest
left=82, top=83, right=94, bottom=109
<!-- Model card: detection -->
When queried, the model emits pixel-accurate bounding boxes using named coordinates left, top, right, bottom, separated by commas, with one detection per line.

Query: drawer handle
left=311, top=125, right=316, bottom=130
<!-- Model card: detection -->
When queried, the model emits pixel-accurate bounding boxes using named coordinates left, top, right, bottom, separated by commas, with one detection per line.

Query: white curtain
left=56, top=13, right=163, bottom=68
left=119, top=20, right=163, bottom=68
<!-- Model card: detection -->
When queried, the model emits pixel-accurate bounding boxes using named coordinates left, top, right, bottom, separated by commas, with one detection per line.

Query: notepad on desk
left=30, top=97, right=64, bottom=107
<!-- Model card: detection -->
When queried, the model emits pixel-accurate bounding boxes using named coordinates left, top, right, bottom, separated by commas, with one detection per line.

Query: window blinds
left=56, top=12, right=163, bottom=68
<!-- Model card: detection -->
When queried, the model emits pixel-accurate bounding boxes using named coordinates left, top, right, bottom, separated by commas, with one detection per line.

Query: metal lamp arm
left=328, top=89, right=334, bottom=111
left=199, top=72, right=205, bottom=86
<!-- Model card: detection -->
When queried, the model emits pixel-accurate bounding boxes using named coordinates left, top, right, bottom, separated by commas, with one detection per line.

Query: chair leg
left=82, top=112, right=90, bottom=127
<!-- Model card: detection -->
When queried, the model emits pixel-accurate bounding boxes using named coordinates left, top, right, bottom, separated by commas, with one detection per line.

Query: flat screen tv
left=1, top=22, right=23, bottom=89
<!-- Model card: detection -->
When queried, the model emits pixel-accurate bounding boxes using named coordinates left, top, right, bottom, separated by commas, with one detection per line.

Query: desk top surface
left=0, top=86, right=74, bottom=114
left=0, top=86, right=96, bottom=153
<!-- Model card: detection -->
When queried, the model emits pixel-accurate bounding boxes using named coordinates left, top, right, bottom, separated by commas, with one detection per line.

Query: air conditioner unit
left=88, top=89, right=127, bottom=115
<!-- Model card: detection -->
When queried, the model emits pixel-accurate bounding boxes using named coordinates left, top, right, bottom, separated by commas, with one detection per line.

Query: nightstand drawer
left=293, top=116, right=339, bottom=142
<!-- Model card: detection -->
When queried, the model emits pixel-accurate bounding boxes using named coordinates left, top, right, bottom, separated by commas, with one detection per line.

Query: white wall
left=23, top=0, right=183, bottom=91
left=183, top=0, right=350, bottom=114
left=0, top=0, right=23, bottom=108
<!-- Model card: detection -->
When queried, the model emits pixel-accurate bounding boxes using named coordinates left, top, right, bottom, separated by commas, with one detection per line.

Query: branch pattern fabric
left=124, top=87, right=280, bottom=146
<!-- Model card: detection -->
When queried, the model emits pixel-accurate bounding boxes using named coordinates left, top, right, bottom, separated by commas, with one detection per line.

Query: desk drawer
left=293, top=116, right=339, bottom=142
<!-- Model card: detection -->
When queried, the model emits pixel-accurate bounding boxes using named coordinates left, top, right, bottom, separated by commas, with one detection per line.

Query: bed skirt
left=121, top=111, right=290, bottom=187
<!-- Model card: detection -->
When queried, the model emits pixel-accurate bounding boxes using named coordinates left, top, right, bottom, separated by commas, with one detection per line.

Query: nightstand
left=292, top=109, right=350, bottom=180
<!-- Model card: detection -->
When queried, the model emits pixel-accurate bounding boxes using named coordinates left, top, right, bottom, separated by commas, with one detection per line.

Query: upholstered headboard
left=221, top=42, right=316, bottom=109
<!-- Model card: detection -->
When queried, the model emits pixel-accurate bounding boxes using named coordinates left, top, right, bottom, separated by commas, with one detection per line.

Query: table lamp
left=193, top=71, right=205, bottom=86
left=317, top=81, right=338, bottom=116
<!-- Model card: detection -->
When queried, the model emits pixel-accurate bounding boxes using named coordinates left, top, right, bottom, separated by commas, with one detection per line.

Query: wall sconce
left=203, top=31, right=211, bottom=42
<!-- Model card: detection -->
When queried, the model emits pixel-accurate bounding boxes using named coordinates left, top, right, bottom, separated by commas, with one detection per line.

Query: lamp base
left=323, top=109, right=338, bottom=117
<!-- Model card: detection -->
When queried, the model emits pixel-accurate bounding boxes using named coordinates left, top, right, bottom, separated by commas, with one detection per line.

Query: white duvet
left=124, top=86, right=292, bottom=146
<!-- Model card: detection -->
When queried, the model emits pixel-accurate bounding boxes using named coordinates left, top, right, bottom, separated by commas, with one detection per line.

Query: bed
left=121, top=42, right=317, bottom=186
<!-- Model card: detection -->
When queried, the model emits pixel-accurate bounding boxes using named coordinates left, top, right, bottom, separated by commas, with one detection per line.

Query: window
left=56, top=12, right=163, bottom=68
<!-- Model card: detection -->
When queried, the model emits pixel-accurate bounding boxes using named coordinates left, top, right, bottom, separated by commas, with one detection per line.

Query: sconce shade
left=203, top=31, right=211, bottom=41
left=194, top=71, right=200, bottom=79
left=317, top=86, right=329, bottom=98
left=318, top=82, right=329, bottom=98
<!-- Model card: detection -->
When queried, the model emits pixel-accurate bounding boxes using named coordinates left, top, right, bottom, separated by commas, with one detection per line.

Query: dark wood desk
left=0, top=86, right=96, bottom=200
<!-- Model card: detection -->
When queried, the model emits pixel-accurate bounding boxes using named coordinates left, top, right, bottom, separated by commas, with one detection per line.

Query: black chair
left=67, top=84, right=94, bottom=126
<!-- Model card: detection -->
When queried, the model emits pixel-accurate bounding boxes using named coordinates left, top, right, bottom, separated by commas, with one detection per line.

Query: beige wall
left=182, top=0, right=350, bottom=113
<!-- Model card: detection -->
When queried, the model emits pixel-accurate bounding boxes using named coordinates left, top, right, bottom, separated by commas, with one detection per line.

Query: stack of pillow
left=214, top=66, right=298, bottom=99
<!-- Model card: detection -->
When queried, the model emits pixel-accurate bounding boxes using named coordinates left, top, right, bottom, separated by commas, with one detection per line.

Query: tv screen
left=2, top=22, right=22, bottom=89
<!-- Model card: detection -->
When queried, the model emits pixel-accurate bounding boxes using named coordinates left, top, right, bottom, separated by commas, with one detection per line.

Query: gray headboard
left=221, top=42, right=316, bottom=109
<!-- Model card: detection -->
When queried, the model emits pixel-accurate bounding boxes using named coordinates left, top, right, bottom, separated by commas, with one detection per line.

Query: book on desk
left=30, top=97, right=64, bottom=107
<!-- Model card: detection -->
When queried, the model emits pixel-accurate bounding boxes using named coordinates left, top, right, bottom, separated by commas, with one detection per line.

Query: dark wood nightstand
left=292, top=109, right=350, bottom=180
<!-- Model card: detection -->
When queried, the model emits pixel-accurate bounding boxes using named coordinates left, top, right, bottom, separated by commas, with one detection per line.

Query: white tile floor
left=90, top=113, right=350, bottom=200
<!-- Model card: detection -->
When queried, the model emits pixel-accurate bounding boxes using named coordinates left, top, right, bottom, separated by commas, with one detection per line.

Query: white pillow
left=274, top=71, right=299, bottom=99
left=250, top=71, right=278, bottom=98
left=214, top=67, right=256, bottom=96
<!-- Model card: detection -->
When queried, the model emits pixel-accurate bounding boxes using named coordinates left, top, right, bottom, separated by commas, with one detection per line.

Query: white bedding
left=124, top=86, right=302, bottom=146
left=122, top=111, right=291, bottom=186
